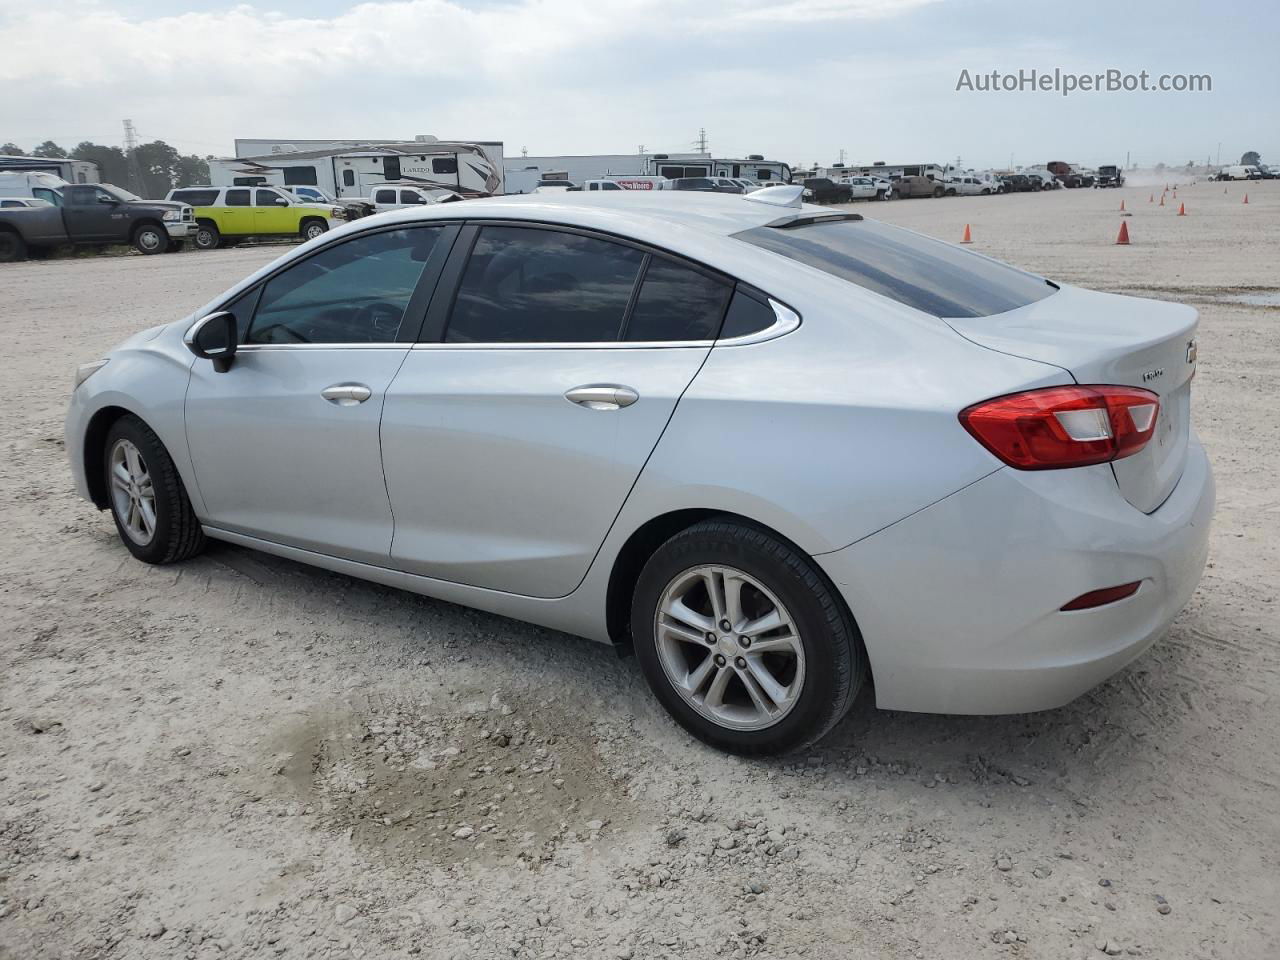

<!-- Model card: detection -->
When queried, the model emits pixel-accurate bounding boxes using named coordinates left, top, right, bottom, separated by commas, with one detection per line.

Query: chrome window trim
left=409, top=340, right=715, bottom=351
left=716, top=299, right=802, bottom=346
left=235, top=343, right=410, bottom=351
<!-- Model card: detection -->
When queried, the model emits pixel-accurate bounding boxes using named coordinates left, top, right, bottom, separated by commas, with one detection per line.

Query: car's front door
left=62, top=185, right=122, bottom=241
left=380, top=223, right=734, bottom=598
left=254, top=189, right=295, bottom=234
left=184, top=224, right=457, bottom=564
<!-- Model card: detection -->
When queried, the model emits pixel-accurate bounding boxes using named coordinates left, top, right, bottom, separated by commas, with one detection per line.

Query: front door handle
left=564, top=384, right=639, bottom=411
left=321, top=383, right=372, bottom=406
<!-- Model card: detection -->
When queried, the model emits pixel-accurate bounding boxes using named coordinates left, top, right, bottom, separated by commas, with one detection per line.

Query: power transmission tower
left=837, top=148, right=847, bottom=165
left=638, top=144, right=646, bottom=155
left=123, top=119, right=145, bottom=195
left=695, top=128, right=708, bottom=155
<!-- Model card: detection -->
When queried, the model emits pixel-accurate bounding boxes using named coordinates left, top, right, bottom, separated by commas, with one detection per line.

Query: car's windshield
left=734, top=218, right=1056, bottom=318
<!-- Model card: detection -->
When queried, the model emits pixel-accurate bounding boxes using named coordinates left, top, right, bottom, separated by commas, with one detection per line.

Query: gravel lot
left=1, top=181, right=1277, bottom=960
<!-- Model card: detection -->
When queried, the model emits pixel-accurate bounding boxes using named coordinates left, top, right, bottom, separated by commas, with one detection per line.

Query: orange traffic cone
left=1243, top=194, right=1249, bottom=204
left=1149, top=193, right=1154, bottom=203
left=1116, top=221, right=1131, bottom=245
left=1178, top=203, right=1187, bottom=216
left=1120, top=199, right=1126, bottom=211
left=1159, top=194, right=1165, bottom=206
left=1172, top=189, right=1177, bottom=198
left=960, top=223, right=972, bottom=244
left=1164, top=183, right=1169, bottom=191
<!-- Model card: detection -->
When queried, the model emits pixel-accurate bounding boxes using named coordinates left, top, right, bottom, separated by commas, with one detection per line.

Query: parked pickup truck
left=802, top=178, right=854, bottom=204
left=0, top=182, right=195, bottom=262
left=165, top=185, right=344, bottom=250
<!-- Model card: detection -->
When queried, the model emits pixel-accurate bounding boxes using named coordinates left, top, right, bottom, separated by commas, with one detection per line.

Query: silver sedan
left=66, top=186, right=1213, bottom=754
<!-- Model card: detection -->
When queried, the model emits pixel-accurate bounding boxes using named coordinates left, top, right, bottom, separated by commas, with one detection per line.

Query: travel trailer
left=208, top=139, right=505, bottom=199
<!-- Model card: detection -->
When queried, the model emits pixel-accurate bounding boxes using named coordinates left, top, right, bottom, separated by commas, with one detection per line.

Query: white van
left=1218, top=165, right=1261, bottom=181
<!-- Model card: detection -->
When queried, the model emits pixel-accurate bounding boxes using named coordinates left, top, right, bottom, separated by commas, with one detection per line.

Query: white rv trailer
left=843, top=162, right=946, bottom=181
left=0, top=155, right=100, bottom=184
left=509, top=153, right=792, bottom=189
left=210, top=138, right=506, bottom=198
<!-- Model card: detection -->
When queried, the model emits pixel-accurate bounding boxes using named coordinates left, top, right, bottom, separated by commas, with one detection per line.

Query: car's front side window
left=445, top=226, right=645, bottom=343
left=255, top=190, right=285, bottom=206
left=245, top=227, right=445, bottom=345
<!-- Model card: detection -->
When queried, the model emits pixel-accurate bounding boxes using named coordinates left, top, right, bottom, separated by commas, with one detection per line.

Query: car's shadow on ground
left=198, top=539, right=1191, bottom=797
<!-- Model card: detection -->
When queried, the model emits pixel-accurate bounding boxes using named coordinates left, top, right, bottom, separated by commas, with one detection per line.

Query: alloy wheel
left=654, top=564, right=805, bottom=731
left=109, top=438, right=157, bottom=545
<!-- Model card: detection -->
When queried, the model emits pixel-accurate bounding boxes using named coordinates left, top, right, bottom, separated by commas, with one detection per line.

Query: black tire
left=103, top=414, right=205, bottom=565
left=932, top=186, right=945, bottom=198
left=167, top=239, right=186, bottom=253
left=133, top=224, right=166, bottom=255
left=300, top=219, right=328, bottom=241
left=194, top=221, right=221, bottom=250
left=0, top=229, right=27, bottom=263
left=631, top=519, right=864, bottom=755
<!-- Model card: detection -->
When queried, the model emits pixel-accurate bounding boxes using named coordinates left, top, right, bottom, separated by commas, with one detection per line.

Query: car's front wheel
left=133, top=224, right=166, bottom=255
left=194, top=221, right=221, bottom=250
left=632, top=519, right=864, bottom=755
left=104, top=415, right=206, bottom=564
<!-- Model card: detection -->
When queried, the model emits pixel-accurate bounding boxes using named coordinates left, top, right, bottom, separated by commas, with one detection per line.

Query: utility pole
left=837, top=148, right=847, bottom=165
left=122, top=119, right=145, bottom=195
left=695, top=128, right=708, bottom=155
left=1217, top=142, right=1221, bottom=166
left=521, top=145, right=527, bottom=157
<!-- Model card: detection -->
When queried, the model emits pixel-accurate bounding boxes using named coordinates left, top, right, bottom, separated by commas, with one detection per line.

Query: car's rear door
left=220, top=188, right=254, bottom=235
left=184, top=223, right=457, bottom=564
left=380, top=222, right=733, bottom=598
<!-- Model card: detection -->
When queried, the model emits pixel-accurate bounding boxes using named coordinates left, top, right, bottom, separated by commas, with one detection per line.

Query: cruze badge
left=1187, top=339, right=1198, bottom=364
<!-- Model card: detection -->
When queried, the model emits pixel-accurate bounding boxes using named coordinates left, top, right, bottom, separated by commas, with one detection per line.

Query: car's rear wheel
left=194, top=221, right=221, bottom=250
left=133, top=224, right=166, bottom=255
left=104, top=415, right=205, bottom=564
left=0, top=229, right=29, bottom=263
left=301, top=219, right=328, bottom=241
left=632, top=519, right=863, bottom=755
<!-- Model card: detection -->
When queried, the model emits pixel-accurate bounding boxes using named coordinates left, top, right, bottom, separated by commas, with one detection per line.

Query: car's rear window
left=734, top=218, right=1055, bottom=318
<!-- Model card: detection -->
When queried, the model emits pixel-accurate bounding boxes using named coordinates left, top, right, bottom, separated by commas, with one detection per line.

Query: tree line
left=2, top=139, right=211, bottom=198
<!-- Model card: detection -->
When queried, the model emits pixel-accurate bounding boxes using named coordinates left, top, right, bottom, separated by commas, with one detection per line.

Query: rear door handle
left=564, top=384, right=639, bottom=410
left=321, top=383, right=372, bottom=406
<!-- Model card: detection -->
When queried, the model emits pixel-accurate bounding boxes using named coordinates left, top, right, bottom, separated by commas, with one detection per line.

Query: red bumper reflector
left=1060, top=581, right=1142, bottom=611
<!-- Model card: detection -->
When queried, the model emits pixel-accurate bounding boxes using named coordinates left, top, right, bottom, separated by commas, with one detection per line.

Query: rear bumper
left=816, top=437, right=1214, bottom=714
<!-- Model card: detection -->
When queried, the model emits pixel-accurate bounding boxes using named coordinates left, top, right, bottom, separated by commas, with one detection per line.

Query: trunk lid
left=945, top=284, right=1198, bottom=513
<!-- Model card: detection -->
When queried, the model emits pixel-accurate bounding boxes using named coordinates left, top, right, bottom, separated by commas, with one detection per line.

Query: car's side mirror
left=97, top=196, right=118, bottom=205
left=184, top=311, right=238, bottom=373
left=275, top=198, right=289, bottom=206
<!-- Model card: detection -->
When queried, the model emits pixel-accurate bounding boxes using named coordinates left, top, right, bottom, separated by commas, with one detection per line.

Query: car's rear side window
left=226, top=189, right=250, bottom=207
left=445, top=226, right=645, bottom=343
left=172, top=189, right=219, bottom=206
left=735, top=219, right=1054, bottom=318
left=623, top=258, right=730, bottom=342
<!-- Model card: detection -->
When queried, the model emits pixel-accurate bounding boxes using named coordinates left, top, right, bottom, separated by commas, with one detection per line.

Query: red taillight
left=959, top=385, right=1160, bottom=470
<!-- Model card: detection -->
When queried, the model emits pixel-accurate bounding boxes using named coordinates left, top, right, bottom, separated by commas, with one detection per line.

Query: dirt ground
left=1, top=180, right=1277, bottom=960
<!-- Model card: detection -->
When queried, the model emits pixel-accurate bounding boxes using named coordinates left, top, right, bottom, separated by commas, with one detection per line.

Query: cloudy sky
left=1, top=0, right=1275, bottom=170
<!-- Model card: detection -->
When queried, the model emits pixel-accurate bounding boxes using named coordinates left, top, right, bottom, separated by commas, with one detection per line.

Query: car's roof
left=367, top=190, right=815, bottom=241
